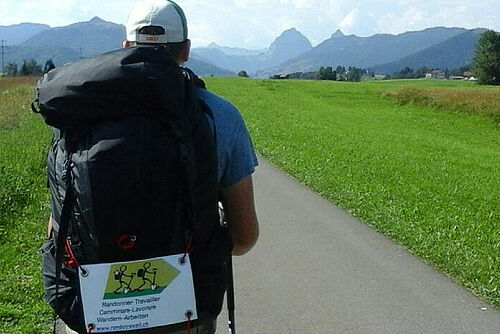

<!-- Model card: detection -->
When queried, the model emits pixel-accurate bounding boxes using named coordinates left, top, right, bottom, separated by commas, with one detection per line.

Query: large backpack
left=33, top=46, right=230, bottom=333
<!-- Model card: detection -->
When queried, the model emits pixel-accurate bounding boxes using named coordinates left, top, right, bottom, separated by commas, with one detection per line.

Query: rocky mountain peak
left=89, top=16, right=105, bottom=23
left=331, top=29, right=345, bottom=38
left=263, top=27, right=313, bottom=66
left=268, top=28, right=312, bottom=54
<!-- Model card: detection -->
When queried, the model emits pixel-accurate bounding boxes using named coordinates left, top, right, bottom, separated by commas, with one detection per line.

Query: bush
left=238, top=70, right=249, bottom=78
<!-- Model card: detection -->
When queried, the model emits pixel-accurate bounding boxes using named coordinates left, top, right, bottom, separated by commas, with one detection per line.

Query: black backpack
left=33, top=46, right=230, bottom=333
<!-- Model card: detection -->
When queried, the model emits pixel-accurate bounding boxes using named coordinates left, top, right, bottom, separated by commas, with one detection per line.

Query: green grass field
left=0, top=76, right=498, bottom=333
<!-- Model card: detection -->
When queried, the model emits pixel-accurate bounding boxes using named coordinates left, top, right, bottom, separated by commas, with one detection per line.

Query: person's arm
left=220, top=175, right=259, bottom=256
left=47, top=216, right=52, bottom=237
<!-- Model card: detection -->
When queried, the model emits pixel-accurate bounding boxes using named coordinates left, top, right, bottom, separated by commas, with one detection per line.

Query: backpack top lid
left=34, top=46, right=187, bottom=129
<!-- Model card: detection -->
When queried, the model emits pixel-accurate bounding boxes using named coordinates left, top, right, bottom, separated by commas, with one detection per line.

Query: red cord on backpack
left=64, top=238, right=88, bottom=276
left=64, top=238, right=80, bottom=268
left=87, top=323, right=94, bottom=333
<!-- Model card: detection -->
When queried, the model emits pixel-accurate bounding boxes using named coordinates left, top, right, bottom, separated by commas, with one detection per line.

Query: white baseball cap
left=126, top=0, right=188, bottom=44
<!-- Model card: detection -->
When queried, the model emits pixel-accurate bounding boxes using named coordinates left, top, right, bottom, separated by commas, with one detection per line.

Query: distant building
left=426, top=70, right=446, bottom=79
left=374, top=74, right=387, bottom=80
left=271, top=74, right=290, bottom=79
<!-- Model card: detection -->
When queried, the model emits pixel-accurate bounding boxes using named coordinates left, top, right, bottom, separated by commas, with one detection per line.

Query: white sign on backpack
left=79, top=254, right=197, bottom=332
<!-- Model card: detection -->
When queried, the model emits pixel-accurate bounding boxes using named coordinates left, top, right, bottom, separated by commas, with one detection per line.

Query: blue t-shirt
left=196, top=88, right=258, bottom=188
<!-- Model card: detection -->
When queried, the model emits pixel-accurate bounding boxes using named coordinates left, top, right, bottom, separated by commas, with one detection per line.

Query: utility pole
left=1, top=40, right=5, bottom=75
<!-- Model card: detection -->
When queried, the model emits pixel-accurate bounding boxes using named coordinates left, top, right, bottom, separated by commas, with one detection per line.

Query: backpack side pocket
left=40, top=238, right=85, bottom=333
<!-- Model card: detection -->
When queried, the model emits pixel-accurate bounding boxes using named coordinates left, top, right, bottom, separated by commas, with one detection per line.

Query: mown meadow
left=0, top=76, right=498, bottom=333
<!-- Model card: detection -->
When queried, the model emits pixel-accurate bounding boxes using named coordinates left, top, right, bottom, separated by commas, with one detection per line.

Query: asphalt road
left=217, top=158, right=500, bottom=333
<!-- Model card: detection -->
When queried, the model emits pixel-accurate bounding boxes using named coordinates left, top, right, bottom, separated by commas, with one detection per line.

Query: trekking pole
left=227, top=252, right=236, bottom=334
left=220, top=202, right=236, bottom=334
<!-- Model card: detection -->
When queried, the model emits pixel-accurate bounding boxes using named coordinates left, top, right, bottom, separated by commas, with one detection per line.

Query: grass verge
left=0, top=77, right=37, bottom=129
left=0, top=77, right=53, bottom=333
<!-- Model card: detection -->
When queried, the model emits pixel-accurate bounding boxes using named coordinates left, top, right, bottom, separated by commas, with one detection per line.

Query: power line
left=1, top=40, right=5, bottom=74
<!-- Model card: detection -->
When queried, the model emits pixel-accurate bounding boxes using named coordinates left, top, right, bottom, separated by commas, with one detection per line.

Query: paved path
left=217, top=159, right=500, bottom=333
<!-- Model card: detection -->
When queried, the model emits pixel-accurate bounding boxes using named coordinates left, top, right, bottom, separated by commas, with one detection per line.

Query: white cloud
left=187, top=21, right=215, bottom=47
left=339, top=8, right=359, bottom=31
left=377, top=6, right=427, bottom=34
left=0, top=0, right=499, bottom=49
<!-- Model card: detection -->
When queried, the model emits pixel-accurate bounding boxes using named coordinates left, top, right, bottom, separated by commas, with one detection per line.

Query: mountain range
left=0, top=17, right=493, bottom=77
left=192, top=28, right=313, bottom=73
left=369, top=28, right=486, bottom=74
left=0, top=22, right=50, bottom=45
left=0, top=18, right=233, bottom=77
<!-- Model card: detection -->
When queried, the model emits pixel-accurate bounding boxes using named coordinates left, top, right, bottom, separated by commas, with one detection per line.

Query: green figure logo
left=103, top=259, right=180, bottom=299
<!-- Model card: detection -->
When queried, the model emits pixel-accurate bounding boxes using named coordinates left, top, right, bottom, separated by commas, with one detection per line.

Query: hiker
left=125, top=0, right=259, bottom=257
left=134, top=262, right=157, bottom=292
left=39, top=0, right=259, bottom=333
left=125, top=0, right=259, bottom=251
left=113, top=265, right=136, bottom=294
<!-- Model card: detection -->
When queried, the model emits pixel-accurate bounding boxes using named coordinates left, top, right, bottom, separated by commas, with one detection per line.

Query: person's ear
left=123, top=40, right=131, bottom=48
left=182, top=40, right=191, bottom=62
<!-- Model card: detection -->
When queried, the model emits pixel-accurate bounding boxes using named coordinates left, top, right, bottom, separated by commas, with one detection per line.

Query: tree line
left=2, top=59, right=55, bottom=77
left=271, top=64, right=476, bottom=82
left=272, top=66, right=371, bottom=82
left=388, top=65, right=473, bottom=79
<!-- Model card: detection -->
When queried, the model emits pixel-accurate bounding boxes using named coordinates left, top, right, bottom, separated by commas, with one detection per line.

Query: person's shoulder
left=196, top=88, right=242, bottom=123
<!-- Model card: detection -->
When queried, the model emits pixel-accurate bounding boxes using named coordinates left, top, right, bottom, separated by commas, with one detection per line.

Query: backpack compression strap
left=53, top=151, right=75, bottom=301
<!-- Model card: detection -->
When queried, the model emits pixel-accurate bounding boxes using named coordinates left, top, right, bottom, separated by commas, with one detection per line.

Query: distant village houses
left=425, top=69, right=477, bottom=81
left=271, top=74, right=290, bottom=79
left=463, top=71, right=478, bottom=81
left=426, top=70, right=446, bottom=79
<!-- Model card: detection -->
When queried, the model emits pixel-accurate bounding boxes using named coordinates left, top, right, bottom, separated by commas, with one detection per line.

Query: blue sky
left=1, top=0, right=499, bottom=49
